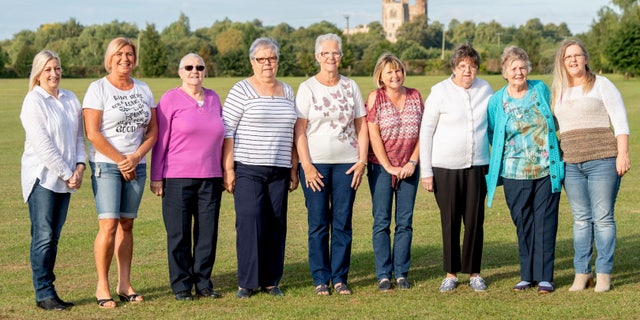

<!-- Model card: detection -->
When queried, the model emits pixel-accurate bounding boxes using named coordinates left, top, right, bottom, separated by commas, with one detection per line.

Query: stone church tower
left=382, top=0, right=428, bottom=43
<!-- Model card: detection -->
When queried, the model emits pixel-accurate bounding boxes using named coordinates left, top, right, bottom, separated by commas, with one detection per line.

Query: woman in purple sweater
left=150, top=53, right=225, bottom=301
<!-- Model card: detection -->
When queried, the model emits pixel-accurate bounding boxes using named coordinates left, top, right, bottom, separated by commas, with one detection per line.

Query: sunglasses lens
left=184, top=65, right=194, bottom=71
left=196, top=65, right=205, bottom=71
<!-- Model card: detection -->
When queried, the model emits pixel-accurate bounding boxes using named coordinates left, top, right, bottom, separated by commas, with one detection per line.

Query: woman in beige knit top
left=551, top=39, right=630, bottom=293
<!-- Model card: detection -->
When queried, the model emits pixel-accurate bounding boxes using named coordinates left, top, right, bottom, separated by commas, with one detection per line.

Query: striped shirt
left=223, top=79, right=297, bottom=168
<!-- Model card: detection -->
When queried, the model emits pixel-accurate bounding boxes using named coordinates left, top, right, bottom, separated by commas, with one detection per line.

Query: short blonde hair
left=29, top=50, right=61, bottom=91
left=372, top=53, right=405, bottom=88
left=104, top=37, right=137, bottom=73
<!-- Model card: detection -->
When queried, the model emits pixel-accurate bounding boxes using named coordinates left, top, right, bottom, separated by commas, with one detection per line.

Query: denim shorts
left=89, top=161, right=146, bottom=220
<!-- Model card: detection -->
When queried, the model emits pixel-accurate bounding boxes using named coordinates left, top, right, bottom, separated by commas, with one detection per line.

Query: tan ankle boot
left=594, top=273, right=611, bottom=292
left=568, top=273, right=594, bottom=291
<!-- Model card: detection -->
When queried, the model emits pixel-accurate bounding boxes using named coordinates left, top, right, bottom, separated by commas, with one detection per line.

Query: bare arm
left=222, top=138, right=235, bottom=193
left=616, top=134, right=630, bottom=176
left=294, top=118, right=324, bottom=191
left=346, top=116, right=369, bottom=189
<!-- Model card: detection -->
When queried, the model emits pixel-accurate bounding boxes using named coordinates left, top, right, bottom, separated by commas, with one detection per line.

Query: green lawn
left=1, top=74, right=639, bottom=319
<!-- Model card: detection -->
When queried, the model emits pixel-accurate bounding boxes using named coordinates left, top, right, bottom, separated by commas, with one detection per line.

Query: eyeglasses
left=183, top=65, right=205, bottom=71
left=564, top=54, right=584, bottom=62
left=455, top=64, right=478, bottom=72
left=254, top=56, right=278, bottom=64
left=319, top=51, right=342, bottom=59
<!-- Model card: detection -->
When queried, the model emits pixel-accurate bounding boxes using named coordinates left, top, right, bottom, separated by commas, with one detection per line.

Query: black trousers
left=432, top=165, right=487, bottom=274
left=162, top=178, right=223, bottom=293
left=234, top=162, right=289, bottom=289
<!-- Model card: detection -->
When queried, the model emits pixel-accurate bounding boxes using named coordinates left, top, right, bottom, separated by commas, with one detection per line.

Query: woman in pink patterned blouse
left=365, top=53, right=423, bottom=292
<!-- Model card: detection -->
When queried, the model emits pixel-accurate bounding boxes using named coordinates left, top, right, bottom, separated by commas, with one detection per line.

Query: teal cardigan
left=485, top=80, right=564, bottom=207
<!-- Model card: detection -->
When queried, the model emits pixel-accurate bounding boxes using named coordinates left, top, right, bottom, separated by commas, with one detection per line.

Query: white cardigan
left=419, top=76, right=493, bottom=178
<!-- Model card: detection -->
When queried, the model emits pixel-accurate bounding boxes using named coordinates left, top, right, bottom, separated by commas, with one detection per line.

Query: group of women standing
left=20, top=32, right=628, bottom=311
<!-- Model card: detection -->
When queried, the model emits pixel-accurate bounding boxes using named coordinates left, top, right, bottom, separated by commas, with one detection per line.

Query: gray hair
left=315, top=33, right=342, bottom=55
left=249, top=37, right=280, bottom=60
left=500, top=46, right=531, bottom=79
left=29, top=50, right=61, bottom=91
left=179, top=53, right=205, bottom=69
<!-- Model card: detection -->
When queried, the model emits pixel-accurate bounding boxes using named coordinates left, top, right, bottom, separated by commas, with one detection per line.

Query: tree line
left=0, top=0, right=638, bottom=79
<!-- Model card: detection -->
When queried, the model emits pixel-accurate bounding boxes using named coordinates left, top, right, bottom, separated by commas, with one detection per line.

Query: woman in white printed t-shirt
left=295, top=33, right=368, bottom=296
left=83, top=37, right=157, bottom=308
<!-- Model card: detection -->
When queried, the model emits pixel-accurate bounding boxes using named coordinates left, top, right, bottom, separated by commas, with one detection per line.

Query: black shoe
left=36, top=298, right=67, bottom=311
left=196, top=287, right=221, bottom=299
left=397, top=278, right=412, bottom=290
left=236, top=288, right=253, bottom=299
left=55, top=295, right=75, bottom=307
left=265, top=286, right=283, bottom=297
left=378, top=279, right=392, bottom=292
left=175, top=290, right=194, bottom=301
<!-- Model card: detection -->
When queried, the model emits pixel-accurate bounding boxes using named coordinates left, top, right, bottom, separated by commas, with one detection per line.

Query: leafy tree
left=449, top=20, right=476, bottom=46
left=216, top=29, right=244, bottom=54
left=513, top=19, right=544, bottom=71
left=140, top=23, right=167, bottom=77
left=7, top=30, right=35, bottom=68
left=583, top=6, right=621, bottom=73
left=605, top=5, right=640, bottom=76
left=13, top=44, right=37, bottom=77
left=34, top=18, right=84, bottom=49
left=161, top=12, right=191, bottom=42
left=0, top=46, right=8, bottom=75
left=215, top=48, right=250, bottom=76
left=396, top=15, right=429, bottom=47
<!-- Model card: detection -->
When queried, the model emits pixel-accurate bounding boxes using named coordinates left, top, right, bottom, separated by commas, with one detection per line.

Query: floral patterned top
left=295, top=75, right=366, bottom=163
left=501, top=88, right=550, bottom=180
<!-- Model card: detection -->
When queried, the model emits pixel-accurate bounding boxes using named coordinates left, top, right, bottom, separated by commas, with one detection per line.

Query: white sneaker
left=439, top=277, right=458, bottom=292
left=469, top=276, right=487, bottom=292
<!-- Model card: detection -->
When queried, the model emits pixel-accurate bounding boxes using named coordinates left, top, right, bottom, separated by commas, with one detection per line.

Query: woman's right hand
left=384, top=165, right=402, bottom=177
left=422, top=177, right=434, bottom=192
left=301, top=163, right=324, bottom=192
left=150, top=180, right=163, bottom=196
left=121, top=169, right=136, bottom=181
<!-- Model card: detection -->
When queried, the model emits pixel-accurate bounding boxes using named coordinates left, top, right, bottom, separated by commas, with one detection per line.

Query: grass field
left=1, top=74, right=639, bottom=319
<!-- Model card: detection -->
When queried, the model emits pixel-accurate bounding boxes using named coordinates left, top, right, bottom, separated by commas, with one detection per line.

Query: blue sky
left=1, top=0, right=613, bottom=41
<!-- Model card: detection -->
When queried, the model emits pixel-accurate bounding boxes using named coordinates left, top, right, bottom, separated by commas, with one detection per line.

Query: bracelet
left=408, top=160, right=417, bottom=166
left=358, top=160, right=368, bottom=166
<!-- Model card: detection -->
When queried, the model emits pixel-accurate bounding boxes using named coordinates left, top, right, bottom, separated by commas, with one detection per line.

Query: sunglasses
left=183, top=65, right=205, bottom=71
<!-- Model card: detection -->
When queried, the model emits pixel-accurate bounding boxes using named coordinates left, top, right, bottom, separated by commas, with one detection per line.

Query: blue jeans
left=89, top=162, right=146, bottom=220
left=564, top=158, right=620, bottom=274
left=300, top=163, right=356, bottom=286
left=368, top=163, right=419, bottom=281
left=27, top=180, right=71, bottom=302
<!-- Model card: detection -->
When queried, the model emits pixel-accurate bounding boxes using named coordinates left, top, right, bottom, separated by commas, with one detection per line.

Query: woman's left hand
left=346, top=162, right=366, bottom=190
left=68, top=163, right=85, bottom=189
left=616, top=153, right=631, bottom=177
left=289, top=168, right=300, bottom=192
left=398, top=162, right=416, bottom=180
left=117, top=152, right=141, bottom=174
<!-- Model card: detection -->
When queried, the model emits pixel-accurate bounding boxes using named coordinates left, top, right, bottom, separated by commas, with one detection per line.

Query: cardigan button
left=552, top=175, right=556, bottom=179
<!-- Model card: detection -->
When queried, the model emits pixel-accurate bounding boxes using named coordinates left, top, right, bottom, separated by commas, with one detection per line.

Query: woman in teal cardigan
left=486, top=46, right=564, bottom=294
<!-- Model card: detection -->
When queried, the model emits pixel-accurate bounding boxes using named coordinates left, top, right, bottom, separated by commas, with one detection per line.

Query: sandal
left=334, top=283, right=352, bottom=295
left=315, top=284, right=330, bottom=296
left=97, top=298, right=116, bottom=309
left=117, top=292, right=144, bottom=303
